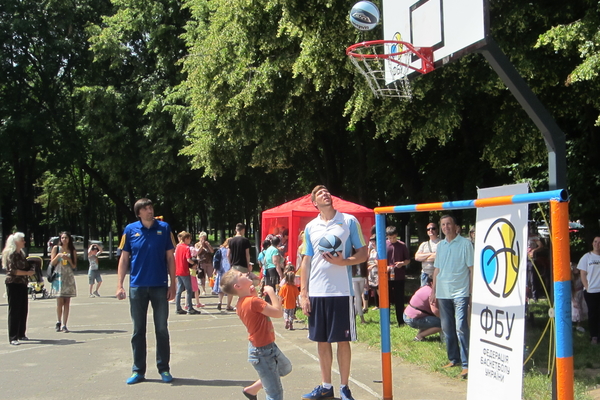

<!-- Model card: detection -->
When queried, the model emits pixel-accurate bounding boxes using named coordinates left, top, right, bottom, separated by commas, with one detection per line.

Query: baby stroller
left=26, top=256, right=50, bottom=300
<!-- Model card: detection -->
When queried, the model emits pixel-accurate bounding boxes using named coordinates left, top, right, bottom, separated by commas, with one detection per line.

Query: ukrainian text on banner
left=467, top=183, right=528, bottom=400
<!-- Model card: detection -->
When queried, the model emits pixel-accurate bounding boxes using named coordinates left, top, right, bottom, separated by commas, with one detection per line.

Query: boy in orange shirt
left=221, top=269, right=292, bottom=400
left=278, top=270, right=300, bottom=330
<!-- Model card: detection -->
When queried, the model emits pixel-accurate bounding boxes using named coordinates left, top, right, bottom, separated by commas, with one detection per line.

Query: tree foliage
left=3, top=0, right=600, bottom=252
left=535, top=0, right=600, bottom=235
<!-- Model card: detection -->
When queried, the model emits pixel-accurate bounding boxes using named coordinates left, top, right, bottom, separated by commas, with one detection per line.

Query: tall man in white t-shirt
left=299, top=185, right=368, bottom=400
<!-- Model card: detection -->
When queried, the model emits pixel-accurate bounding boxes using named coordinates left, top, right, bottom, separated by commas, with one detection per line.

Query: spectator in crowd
left=196, top=232, right=214, bottom=296
left=189, top=241, right=200, bottom=305
left=50, top=231, right=77, bottom=333
left=116, top=198, right=177, bottom=384
left=279, top=269, right=300, bottom=330
left=571, top=262, right=588, bottom=333
left=386, top=226, right=410, bottom=326
left=229, top=223, right=252, bottom=273
left=257, top=239, right=271, bottom=278
left=187, top=241, right=203, bottom=308
left=299, top=185, right=368, bottom=400
left=278, top=228, right=289, bottom=261
left=403, top=275, right=441, bottom=341
left=2, top=232, right=35, bottom=345
left=296, top=231, right=304, bottom=270
left=175, top=231, right=200, bottom=315
left=264, top=237, right=283, bottom=288
left=352, top=262, right=368, bottom=324
left=213, top=238, right=234, bottom=311
left=367, top=235, right=379, bottom=310
left=527, top=222, right=546, bottom=302
left=279, top=264, right=296, bottom=286
left=577, top=235, right=600, bottom=345
left=430, top=215, right=473, bottom=379
left=414, top=222, right=441, bottom=287
left=88, top=244, right=103, bottom=297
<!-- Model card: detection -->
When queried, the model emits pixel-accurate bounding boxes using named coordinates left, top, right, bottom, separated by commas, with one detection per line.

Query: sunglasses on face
left=427, top=227, right=437, bottom=231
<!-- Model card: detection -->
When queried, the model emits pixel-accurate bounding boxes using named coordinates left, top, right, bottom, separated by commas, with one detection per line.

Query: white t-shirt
left=301, top=211, right=366, bottom=297
left=416, top=238, right=440, bottom=275
left=88, top=255, right=99, bottom=271
left=577, top=252, right=600, bottom=293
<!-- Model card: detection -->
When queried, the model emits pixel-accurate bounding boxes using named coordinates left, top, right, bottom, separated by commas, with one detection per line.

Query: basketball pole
left=478, top=37, right=567, bottom=192
left=550, top=200, right=574, bottom=400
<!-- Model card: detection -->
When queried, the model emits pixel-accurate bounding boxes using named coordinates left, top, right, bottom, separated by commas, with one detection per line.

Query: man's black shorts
left=308, top=296, right=356, bottom=343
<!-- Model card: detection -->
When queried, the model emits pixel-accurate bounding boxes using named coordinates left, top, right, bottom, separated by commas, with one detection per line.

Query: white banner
left=467, top=183, right=529, bottom=400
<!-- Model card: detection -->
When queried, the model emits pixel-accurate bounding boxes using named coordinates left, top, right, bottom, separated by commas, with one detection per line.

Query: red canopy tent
left=260, top=195, right=375, bottom=268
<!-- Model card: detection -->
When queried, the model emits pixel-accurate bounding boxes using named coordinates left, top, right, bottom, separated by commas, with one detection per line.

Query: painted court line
left=275, top=331, right=382, bottom=399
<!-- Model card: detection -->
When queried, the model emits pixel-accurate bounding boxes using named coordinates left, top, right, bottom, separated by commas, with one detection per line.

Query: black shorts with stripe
left=308, top=296, right=356, bottom=343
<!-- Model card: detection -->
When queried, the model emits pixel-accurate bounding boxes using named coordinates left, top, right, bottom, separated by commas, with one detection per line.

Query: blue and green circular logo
left=480, top=218, right=521, bottom=298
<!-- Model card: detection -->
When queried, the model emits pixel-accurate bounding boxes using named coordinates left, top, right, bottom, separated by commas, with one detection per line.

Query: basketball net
left=346, top=41, right=434, bottom=100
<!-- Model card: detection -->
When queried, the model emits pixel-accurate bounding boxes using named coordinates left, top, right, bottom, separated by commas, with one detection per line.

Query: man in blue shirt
left=116, top=198, right=177, bottom=384
left=431, top=215, right=473, bottom=379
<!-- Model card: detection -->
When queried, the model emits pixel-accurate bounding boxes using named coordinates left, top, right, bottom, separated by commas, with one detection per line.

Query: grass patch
left=356, top=299, right=596, bottom=400
left=357, top=306, right=461, bottom=380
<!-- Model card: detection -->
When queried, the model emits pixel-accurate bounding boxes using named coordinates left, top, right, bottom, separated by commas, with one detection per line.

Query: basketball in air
left=349, top=1, right=380, bottom=31
left=318, top=234, right=343, bottom=255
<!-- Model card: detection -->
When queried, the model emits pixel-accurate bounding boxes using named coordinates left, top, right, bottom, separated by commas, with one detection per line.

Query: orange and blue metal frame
left=373, top=189, right=572, bottom=400
left=375, top=213, right=393, bottom=400
left=551, top=200, right=574, bottom=400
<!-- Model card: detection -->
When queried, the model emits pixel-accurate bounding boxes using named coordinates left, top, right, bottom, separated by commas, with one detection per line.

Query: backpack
left=47, top=262, right=57, bottom=282
left=213, top=248, right=222, bottom=271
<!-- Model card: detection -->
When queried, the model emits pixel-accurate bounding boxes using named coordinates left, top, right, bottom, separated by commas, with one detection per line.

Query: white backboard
left=382, top=0, right=488, bottom=77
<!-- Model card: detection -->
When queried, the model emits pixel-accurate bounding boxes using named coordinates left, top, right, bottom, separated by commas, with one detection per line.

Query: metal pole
left=550, top=200, right=574, bottom=400
left=109, top=231, right=113, bottom=260
left=478, top=38, right=567, bottom=191
left=375, top=213, right=393, bottom=400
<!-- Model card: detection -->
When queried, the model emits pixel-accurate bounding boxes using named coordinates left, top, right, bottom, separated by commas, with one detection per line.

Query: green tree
left=0, top=0, right=111, bottom=243
left=536, top=0, right=600, bottom=235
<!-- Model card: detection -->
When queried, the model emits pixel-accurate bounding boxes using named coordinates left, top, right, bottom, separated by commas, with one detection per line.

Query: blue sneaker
left=340, top=385, right=355, bottom=400
left=302, top=385, right=334, bottom=400
left=160, top=371, right=173, bottom=383
left=126, top=372, right=145, bottom=384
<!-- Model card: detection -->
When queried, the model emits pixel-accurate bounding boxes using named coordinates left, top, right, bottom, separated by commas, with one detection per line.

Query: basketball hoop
left=346, top=40, right=434, bottom=99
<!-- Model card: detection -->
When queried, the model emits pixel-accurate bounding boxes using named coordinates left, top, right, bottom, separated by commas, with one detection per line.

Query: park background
left=2, top=1, right=600, bottom=398
left=2, top=0, right=600, bottom=253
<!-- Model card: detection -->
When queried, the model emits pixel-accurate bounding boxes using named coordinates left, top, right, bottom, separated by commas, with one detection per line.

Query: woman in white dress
left=50, top=232, right=77, bottom=332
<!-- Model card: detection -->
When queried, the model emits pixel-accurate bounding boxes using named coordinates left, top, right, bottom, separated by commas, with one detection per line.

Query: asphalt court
left=0, top=271, right=466, bottom=400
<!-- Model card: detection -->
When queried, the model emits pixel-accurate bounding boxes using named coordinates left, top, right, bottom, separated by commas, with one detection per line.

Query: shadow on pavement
left=69, top=329, right=127, bottom=334
left=170, top=378, right=256, bottom=387
left=21, top=339, right=79, bottom=345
